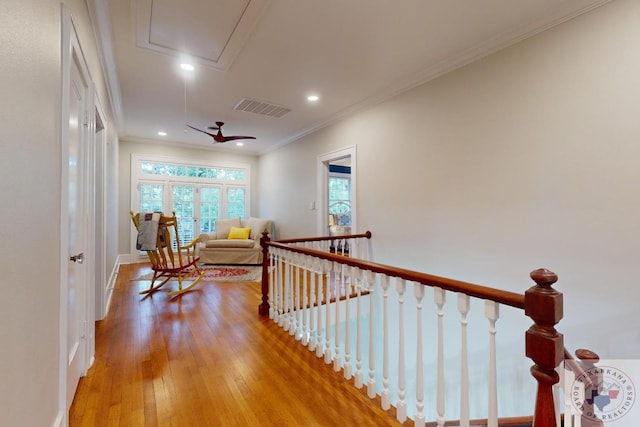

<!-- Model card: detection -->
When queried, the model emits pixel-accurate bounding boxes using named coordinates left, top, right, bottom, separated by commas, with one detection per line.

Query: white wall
left=0, top=2, right=62, bottom=424
left=259, top=0, right=640, bottom=360
left=0, top=0, right=119, bottom=425
left=118, top=139, right=260, bottom=255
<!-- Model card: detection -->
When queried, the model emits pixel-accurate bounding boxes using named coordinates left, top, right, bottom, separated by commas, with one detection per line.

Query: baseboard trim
left=51, top=410, right=64, bottom=427
left=103, top=254, right=129, bottom=317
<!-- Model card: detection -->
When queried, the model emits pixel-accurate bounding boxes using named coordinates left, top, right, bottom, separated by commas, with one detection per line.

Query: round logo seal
left=571, top=365, right=636, bottom=423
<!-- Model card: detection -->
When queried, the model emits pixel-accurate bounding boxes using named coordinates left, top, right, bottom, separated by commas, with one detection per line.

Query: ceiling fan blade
left=187, top=124, right=217, bottom=138
left=222, top=135, right=257, bottom=142
left=189, top=121, right=255, bottom=143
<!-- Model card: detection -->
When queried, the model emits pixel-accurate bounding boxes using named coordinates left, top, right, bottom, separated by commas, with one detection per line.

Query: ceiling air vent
left=234, top=98, right=291, bottom=118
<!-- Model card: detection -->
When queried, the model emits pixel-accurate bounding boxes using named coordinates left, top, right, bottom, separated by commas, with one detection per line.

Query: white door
left=172, top=184, right=225, bottom=243
left=199, top=185, right=221, bottom=234
left=66, top=53, right=88, bottom=407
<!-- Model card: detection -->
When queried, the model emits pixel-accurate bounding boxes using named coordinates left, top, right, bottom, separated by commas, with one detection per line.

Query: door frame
left=93, top=91, right=109, bottom=321
left=317, top=145, right=357, bottom=236
left=59, top=6, right=95, bottom=423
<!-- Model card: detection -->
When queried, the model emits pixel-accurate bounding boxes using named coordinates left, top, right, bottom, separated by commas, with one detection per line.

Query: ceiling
left=92, top=0, right=610, bottom=154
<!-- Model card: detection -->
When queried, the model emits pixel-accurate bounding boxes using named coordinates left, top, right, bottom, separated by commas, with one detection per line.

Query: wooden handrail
left=274, top=230, right=372, bottom=245
left=261, top=234, right=524, bottom=309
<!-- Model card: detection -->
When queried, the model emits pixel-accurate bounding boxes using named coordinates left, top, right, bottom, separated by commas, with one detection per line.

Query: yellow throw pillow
left=227, top=226, right=251, bottom=239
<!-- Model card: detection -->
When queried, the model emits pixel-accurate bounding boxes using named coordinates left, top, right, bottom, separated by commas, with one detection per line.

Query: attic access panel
left=135, top=0, right=270, bottom=71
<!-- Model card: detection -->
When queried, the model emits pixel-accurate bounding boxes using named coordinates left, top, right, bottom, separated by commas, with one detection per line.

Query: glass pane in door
left=171, top=184, right=195, bottom=247
left=328, top=176, right=351, bottom=225
left=200, top=186, right=220, bottom=233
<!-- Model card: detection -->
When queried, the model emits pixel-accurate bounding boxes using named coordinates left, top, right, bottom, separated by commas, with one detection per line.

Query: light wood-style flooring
left=70, top=263, right=407, bottom=426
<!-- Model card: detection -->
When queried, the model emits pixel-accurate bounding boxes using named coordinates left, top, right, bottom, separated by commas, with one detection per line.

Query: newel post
left=258, top=231, right=270, bottom=316
left=525, top=268, right=564, bottom=427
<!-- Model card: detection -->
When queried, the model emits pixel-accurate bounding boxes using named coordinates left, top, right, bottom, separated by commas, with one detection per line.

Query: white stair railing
left=260, top=234, right=572, bottom=426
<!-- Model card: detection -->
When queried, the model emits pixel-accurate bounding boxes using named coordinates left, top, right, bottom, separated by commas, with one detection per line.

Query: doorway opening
left=317, top=146, right=356, bottom=237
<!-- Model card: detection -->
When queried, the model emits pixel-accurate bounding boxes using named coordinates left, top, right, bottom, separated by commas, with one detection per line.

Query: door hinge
left=81, top=320, right=87, bottom=339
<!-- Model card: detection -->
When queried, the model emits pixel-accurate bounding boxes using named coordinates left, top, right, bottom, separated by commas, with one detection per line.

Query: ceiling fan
left=187, top=121, right=256, bottom=143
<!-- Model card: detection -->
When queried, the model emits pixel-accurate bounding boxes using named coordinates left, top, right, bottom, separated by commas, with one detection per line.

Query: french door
left=171, top=184, right=222, bottom=245
left=131, top=154, right=251, bottom=260
left=134, top=182, right=224, bottom=257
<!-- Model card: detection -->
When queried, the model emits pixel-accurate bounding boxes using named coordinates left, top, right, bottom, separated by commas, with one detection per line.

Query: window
left=139, top=182, right=164, bottom=213
left=227, top=187, right=246, bottom=218
left=131, top=155, right=250, bottom=257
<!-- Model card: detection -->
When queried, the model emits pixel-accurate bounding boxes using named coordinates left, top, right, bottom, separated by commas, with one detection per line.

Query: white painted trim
left=51, top=411, right=64, bottom=427
left=117, top=253, right=133, bottom=265
left=59, top=6, right=95, bottom=422
left=317, top=146, right=357, bottom=236
left=93, top=87, right=109, bottom=321
left=133, top=0, right=271, bottom=71
left=83, top=82, right=97, bottom=377
left=59, top=7, right=72, bottom=426
left=103, top=254, right=126, bottom=318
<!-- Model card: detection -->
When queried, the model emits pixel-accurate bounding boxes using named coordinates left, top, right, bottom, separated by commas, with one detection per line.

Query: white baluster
left=381, top=274, right=391, bottom=410
left=294, top=256, right=303, bottom=341
left=315, top=260, right=325, bottom=358
left=277, top=251, right=285, bottom=327
left=324, top=260, right=332, bottom=364
left=396, top=278, right=407, bottom=423
left=414, top=283, right=426, bottom=427
left=434, top=287, right=446, bottom=427
left=485, top=300, right=500, bottom=427
left=284, top=254, right=292, bottom=333
left=333, top=263, right=342, bottom=372
left=293, top=256, right=300, bottom=337
left=554, top=364, right=563, bottom=427
left=353, top=267, right=364, bottom=389
left=292, top=255, right=300, bottom=337
left=301, top=256, right=309, bottom=345
left=366, top=270, right=376, bottom=399
left=308, top=258, right=317, bottom=352
left=564, top=363, right=575, bottom=427
left=343, top=265, right=353, bottom=379
left=458, top=294, right=470, bottom=427
left=268, top=252, right=275, bottom=319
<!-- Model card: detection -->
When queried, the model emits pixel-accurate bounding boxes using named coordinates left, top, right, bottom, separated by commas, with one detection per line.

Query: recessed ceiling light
left=236, top=142, right=244, bottom=147
left=180, top=63, right=194, bottom=71
left=157, top=131, right=167, bottom=136
left=307, top=95, right=319, bottom=102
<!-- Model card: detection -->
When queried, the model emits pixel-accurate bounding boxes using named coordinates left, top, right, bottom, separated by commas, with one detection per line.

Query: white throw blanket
left=136, top=212, right=160, bottom=250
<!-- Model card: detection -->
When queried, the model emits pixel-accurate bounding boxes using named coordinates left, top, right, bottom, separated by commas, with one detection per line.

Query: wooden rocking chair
left=130, top=211, right=204, bottom=297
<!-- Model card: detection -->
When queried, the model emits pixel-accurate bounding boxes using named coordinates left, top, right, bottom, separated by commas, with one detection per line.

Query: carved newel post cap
left=530, top=268, right=558, bottom=287
left=575, top=348, right=600, bottom=362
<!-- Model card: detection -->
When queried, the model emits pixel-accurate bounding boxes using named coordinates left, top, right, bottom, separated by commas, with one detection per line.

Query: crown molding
left=260, top=0, right=613, bottom=155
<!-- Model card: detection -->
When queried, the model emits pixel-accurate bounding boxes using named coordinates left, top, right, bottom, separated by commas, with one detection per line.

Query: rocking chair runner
left=130, top=211, right=204, bottom=297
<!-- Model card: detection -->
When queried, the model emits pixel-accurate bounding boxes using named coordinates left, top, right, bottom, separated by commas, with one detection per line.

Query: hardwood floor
left=70, top=263, right=408, bottom=426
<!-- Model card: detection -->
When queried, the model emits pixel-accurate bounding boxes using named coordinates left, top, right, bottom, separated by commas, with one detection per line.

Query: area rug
left=132, top=265, right=262, bottom=282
